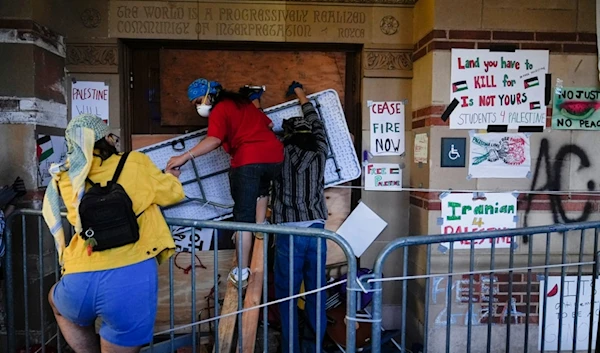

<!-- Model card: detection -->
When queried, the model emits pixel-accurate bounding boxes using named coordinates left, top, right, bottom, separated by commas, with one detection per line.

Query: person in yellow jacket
left=42, top=114, right=184, bottom=353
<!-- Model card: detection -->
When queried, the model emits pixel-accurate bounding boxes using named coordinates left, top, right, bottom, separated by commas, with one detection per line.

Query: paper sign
left=336, top=202, right=387, bottom=257
left=450, top=49, right=549, bottom=130
left=552, top=87, right=600, bottom=130
left=539, top=276, right=599, bottom=351
left=414, top=133, right=428, bottom=163
left=440, top=193, right=517, bottom=249
left=37, top=134, right=67, bottom=187
left=468, top=133, right=531, bottom=178
left=364, top=163, right=402, bottom=191
left=369, top=101, right=405, bottom=156
left=71, top=81, right=110, bottom=124
left=171, top=226, right=215, bottom=253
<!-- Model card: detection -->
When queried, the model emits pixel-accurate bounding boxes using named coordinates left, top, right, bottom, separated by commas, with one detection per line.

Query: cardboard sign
left=440, top=193, right=517, bottom=249
left=450, top=49, right=549, bottom=130
left=552, top=87, right=600, bottom=130
left=539, top=276, right=600, bottom=351
left=71, top=81, right=110, bottom=124
left=468, top=133, right=531, bottom=178
left=369, top=101, right=405, bottom=156
left=364, top=163, right=402, bottom=191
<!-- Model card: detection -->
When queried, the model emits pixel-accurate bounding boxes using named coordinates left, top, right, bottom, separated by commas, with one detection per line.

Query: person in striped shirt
left=272, top=82, right=328, bottom=353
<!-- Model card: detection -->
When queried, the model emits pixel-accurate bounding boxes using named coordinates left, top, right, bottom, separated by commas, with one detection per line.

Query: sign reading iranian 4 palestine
left=71, top=81, right=109, bottom=124
left=369, top=101, right=405, bottom=156
left=468, top=133, right=531, bottom=179
left=364, top=163, right=402, bottom=191
left=552, top=87, right=600, bottom=130
left=539, top=276, right=599, bottom=351
left=440, top=193, right=516, bottom=249
left=450, top=49, right=549, bottom=130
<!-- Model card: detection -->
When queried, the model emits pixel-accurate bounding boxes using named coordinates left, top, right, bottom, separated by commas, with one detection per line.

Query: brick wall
left=432, top=272, right=543, bottom=326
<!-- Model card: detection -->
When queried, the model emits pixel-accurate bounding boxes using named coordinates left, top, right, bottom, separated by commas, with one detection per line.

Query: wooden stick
left=213, top=258, right=239, bottom=353
left=236, top=237, right=265, bottom=353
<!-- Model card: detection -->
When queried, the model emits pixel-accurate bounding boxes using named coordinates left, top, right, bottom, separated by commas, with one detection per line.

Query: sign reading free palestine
left=440, top=193, right=517, bottom=249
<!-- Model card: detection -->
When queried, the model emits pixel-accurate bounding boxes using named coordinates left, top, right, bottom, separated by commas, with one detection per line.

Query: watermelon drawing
left=558, top=101, right=599, bottom=120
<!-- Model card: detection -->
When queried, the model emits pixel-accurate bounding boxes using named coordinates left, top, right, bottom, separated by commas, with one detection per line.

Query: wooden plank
left=132, top=134, right=179, bottom=150
left=213, top=257, right=241, bottom=353
left=237, top=238, right=265, bottom=353
left=155, top=250, right=234, bottom=333
left=160, top=49, right=346, bottom=126
left=325, top=183, right=352, bottom=266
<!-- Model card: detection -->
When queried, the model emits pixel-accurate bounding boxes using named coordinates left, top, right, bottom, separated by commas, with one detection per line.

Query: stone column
left=0, top=3, right=67, bottom=347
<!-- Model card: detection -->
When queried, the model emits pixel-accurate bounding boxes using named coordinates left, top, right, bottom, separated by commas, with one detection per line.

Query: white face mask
left=196, top=104, right=212, bottom=117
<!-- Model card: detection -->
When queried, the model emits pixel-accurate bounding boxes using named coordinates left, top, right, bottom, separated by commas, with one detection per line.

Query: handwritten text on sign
left=364, top=163, right=402, bottom=191
left=369, top=101, right=405, bottom=156
left=450, top=49, right=549, bottom=130
left=552, top=87, right=600, bottom=130
left=440, top=193, right=517, bottom=249
left=539, top=276, right=599, bottom=351
left=71, top=81, right=109, bottom=124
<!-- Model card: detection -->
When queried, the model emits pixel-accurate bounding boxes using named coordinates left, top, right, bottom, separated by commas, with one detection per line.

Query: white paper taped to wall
left=138, top=89, right=361, bottom=221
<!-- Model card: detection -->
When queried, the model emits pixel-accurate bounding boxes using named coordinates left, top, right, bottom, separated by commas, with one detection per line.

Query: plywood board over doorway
left=160, top=49, right=346, bottom=126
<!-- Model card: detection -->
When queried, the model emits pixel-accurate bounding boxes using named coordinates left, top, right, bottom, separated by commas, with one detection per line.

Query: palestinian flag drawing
left=530, top=101, right=541, bottom=110
left=524, top=76, right=539, bottom=89
left=452, top=81, right=468, bottom=93
left=390, top=167, right=400, bottom=174
left=36, top=135, right=54, bottom=162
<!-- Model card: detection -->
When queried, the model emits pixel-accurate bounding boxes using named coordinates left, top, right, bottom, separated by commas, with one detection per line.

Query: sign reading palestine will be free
left=449, top=49, right=549, bottom=130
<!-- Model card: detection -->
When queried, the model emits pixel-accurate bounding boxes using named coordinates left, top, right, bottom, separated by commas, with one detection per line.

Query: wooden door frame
left=119, top=39, right=363, bottom=208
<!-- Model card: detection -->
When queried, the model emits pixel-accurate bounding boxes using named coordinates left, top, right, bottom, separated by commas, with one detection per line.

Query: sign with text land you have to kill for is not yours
left=440, top=193, right=517, bottom=249
left=369, top=101, right=405, bottom=156
left=450, top=49, right=549, bottom=130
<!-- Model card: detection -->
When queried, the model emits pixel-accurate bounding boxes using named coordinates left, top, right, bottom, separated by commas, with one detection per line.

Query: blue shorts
left=52, top=258, right=158, bottom=347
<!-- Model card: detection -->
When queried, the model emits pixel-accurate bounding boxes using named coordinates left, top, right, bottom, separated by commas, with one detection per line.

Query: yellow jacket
left=57, top=151, right=184, bottom=275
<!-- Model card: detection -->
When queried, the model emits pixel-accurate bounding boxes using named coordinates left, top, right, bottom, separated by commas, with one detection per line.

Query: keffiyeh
left=42, top=114, right=110, bottom=264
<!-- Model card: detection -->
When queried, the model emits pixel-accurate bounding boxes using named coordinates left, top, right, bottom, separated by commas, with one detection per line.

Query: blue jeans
left=274, top=223, right=327, bottom=353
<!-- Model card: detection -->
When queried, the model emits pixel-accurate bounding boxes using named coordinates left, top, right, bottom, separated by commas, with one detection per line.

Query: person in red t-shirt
left=167, top=79, right=283, bottom=287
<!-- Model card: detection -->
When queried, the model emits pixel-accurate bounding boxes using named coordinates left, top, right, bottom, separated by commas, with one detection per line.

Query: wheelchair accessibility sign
left=441, top=138, right=466, bottom=168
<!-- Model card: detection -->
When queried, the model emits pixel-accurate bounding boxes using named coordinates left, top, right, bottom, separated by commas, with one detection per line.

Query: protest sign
left=369, top=101, right=405, bottom=156
left=450, top=49, right=549, bottom=130
left=440, top=192, right=517, bottom=249
left=71, top=81, right=110, bottom=124
left=468, top=133, right=531, bottom=178
left=552, top=87, right=600, bottom=130
left=364, top=163, right=402, bottom=191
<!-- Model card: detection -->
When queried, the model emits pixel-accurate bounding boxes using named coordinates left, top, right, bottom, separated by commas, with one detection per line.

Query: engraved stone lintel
left=365, top=50, right=412, bottom=71
left=66, top=44, right=118, bottom=72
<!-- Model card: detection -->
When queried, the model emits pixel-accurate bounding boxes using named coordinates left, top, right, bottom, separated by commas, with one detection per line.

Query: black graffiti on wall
left=523, top=138, right=596, bottom=234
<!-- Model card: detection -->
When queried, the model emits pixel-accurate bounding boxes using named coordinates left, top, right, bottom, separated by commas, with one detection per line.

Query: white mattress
left=137, top=89, right=361, bottom=221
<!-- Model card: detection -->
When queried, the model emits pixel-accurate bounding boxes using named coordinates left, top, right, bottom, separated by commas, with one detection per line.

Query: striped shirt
left=272, top=103, right=328, bottom=224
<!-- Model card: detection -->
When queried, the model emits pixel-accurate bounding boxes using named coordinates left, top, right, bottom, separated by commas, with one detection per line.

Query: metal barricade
left=369, top=222, right=600, bottom=353
left=2, top=209, right=359, bottom=353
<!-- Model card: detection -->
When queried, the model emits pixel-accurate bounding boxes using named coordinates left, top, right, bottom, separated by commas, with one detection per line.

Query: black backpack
left=79, top=152, right=140, bottom=252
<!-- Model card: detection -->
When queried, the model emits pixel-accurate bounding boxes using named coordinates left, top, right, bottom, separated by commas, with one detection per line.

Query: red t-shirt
left=207, top=100, right=284, bottom=168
